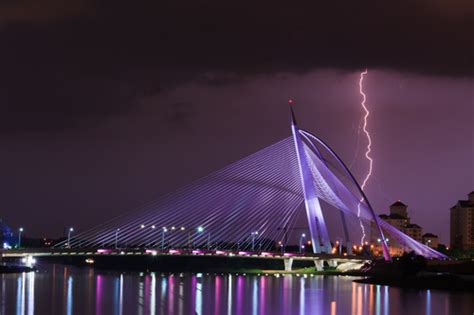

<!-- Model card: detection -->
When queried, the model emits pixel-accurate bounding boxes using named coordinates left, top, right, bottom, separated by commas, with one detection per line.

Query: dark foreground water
left=0, top=264, right=472, bottom=315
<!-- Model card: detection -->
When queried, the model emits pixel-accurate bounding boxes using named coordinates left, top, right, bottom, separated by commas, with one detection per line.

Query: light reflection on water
left=0, top=263, right=472, bottom=315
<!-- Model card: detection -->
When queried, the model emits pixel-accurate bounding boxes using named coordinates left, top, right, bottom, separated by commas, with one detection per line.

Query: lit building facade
left=371, top=201, right=439, bottom=255
left=450, top=192, right=474, bottom=251
left=422, top=233, right=439, bottom=249
left=404, top=223, right=423, bottom=242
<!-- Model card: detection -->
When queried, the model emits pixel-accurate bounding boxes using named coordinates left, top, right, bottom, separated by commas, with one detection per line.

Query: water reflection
left=1, top=264, right=473, bottom=315
left=114, top=274, right=124, bottom=315
left=13, top=272, right=36, bottom=315
left=195, top=275, right=202, bottom=315
left=96, top=274, right=103, bottom=315
left=66, top=276, right=72, bottom=315
left=299, top=277, right=305, bottom=315
left=227, top=274, right=232, bottom=315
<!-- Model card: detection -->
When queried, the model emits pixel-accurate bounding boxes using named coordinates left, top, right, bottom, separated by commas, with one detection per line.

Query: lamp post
left=335, top=237, right=343, bottom=256
left=207, top=232, right=211, bottom=250
left=251, top=231, right=258, bottom=251
left=196, top=226, right=204, bottom=249
left=139, top=224, right=145, bottom=248
left=18, top=227, right=24, bottom=249
left=161, top=227, right=168, bottom=250
left=299, top=233, right=306, bottom=253
left=174, top=226, right=185, bottom=248
left=67, top=227, right=74, bottom=248
left=115, top=228, right=120, bottom=249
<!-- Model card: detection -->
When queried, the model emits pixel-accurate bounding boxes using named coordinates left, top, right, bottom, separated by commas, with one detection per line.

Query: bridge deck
left=1, top=248, right=372, bottom=262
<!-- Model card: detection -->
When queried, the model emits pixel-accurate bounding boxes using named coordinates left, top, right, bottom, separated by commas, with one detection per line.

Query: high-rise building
left=450, top=192, right=474, bottom=250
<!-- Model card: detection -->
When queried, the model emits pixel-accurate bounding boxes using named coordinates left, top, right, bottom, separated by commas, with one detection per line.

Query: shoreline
left=355, top=272, right=474, bottom=291
left=0, top=265, right=35, bottom=274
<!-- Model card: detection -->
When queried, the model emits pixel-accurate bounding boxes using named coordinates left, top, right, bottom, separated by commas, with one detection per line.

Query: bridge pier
left=314, top=259, right=324, bottom=271
left=327, top=259, right=337, bottom=268
left=284, top=258, right=294, bottom=271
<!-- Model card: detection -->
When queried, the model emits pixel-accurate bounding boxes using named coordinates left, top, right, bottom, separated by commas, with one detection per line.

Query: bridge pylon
left=290, top=107, right=332, bottom=254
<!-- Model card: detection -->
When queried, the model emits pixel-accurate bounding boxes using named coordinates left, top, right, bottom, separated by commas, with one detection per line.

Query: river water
left=0, top=263, right=472, bottom=315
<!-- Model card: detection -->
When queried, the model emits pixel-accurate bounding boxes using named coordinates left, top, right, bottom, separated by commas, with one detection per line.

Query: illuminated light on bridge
left=97, top=249, right=112, bottom=254
left=50, top=108, right=447, bottom=261
left=21, top=255, right=36, bottom=267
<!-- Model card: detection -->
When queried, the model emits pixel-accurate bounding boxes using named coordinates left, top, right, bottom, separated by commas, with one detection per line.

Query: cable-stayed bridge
left=1, top=109, right=447, bottom=270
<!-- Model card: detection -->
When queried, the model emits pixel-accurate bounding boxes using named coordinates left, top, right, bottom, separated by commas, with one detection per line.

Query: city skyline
left=0, top=2, right=472, bottom=245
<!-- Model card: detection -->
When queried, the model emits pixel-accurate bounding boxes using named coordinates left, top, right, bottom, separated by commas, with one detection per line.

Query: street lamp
left=335, top=237, right=343, bottom=256
left=115, top=228, right=120, bottom=249
left=278, top=240, right=284, bottom=254
left=299, top=233, right=306, bottom=253
left=196, top=226, right=204, bottom=249
left=161, top=227, right=168, bottom=250
left=251, top=231, right=258, bottom=251
left=18, top=228, right=24, bottom=249
left=207, top=232, right=212, bottom=250
left=67, top=227, right=74, bottom=248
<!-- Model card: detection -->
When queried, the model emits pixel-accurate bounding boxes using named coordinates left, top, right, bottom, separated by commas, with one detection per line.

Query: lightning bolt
left=357, top=69, right=372, bottom=245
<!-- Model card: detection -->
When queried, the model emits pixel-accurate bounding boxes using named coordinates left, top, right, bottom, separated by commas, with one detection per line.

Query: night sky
left=1, top=1, right=472, bottom=244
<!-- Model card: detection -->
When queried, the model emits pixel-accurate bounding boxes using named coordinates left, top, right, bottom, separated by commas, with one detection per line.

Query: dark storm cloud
left=0, top=0, right=472, bottom=133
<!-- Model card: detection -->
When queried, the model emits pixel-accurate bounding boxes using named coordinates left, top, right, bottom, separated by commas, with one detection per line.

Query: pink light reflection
left=95, top=275, right=103, bottom=315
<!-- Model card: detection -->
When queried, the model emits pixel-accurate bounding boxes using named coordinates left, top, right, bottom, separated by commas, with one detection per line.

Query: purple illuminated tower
left=290, top=104, right=391, bottom=260
left=290, top=107, right=332, bottom=253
